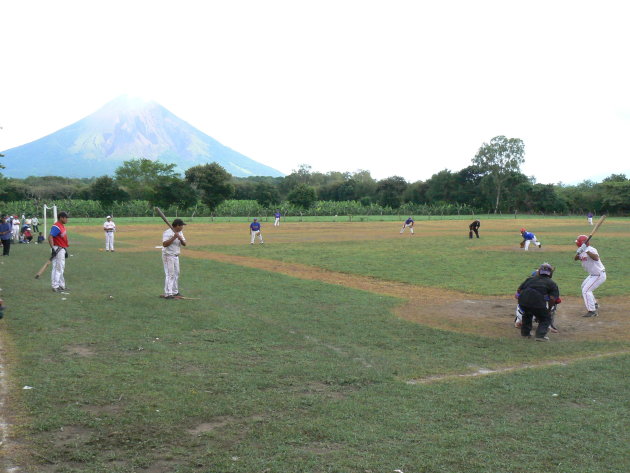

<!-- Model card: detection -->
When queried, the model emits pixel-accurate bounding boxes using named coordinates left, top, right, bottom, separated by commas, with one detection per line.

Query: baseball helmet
left=538, top=262, right=554, bottom=277
left=575, top=235, right=588, bottom=247
left=520, top=228, right=526, bottom=233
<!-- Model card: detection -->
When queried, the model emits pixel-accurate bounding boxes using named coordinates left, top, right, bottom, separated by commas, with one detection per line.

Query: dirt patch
left=63, top=345, right=95, bottom=357
left=183, top=249, right=630, bottom=342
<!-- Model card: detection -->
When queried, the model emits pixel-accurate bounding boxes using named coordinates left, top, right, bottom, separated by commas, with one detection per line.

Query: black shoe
left=164, top=295, right=175, bottom=299
left=535, top=336, right=550, bottom=342
left=521, top=334, right=531, bottom=338
left=582, top=311, right=598, bottom=318
left=52, top=287, right=62, bottom=292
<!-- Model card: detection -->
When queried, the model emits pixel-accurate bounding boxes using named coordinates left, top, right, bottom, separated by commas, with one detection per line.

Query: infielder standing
left=103, top=215, right=116, bottom=251
left=400, top=216, right=414, bottom=234
left=274, top=210, right=281, bottom=227
left=162, top=218, right=186, bottom=299
left=520, top=228, right=542, bottom=250
left=587, top=212, right=594, bottom=225
left=48, top=211, right=70, bottom=292
left=574, top=234, right=606, bottom=317
left=250, top=218, right=264, bottom=244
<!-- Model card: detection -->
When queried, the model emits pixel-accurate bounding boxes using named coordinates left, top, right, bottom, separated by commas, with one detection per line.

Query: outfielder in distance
left=574, top=234, right=606, bottom=317
left=250, top=218, right=264, bottom=245
left=400, top=216, right=415, bottom=234
left=274, top=210, right=281, bottom=227
left=103, top=215, right=116, bottom=252
left=519, top=228, right=542, bottom=250
left=162, top=218, right=187, bottom=299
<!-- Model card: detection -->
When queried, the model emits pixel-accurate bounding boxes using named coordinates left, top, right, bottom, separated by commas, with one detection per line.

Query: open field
left=1, top=217, right=629, bottom=472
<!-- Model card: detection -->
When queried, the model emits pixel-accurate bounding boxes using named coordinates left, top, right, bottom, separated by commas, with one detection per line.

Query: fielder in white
left=574, top=234, right=606, bottom=317
left=103, top=216, right=116, bottom=251
left=162, top=218, right=187, bottom=299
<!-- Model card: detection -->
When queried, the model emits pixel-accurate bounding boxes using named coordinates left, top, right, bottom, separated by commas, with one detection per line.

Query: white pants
left=12, top=226, right=20, bottom=241
left=105, top=231, right=115, bottom=251
left=163, top=253, right=180, bottom=296
left=588, top=218, right=593, bottom=225
left=51, top=246, right=66, bottom=290
left=400, top=224, right=414, bottom=234
left=250, top=230, right=264, bottom=244
left=274, top=218, right=280, bottom=227
left=524, top=238, right=540, bottom=250
left=581, top=272, right=606, bottom=311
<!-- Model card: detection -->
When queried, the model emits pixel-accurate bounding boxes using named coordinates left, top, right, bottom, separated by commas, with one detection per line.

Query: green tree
left=287, top=184, right=317, bottom=209
left=472, top=136, right=525, bottom=213
left=115, top=158, right=179, bottom=200
left=89, top=176, right=130, bottom=207
left=376, top=176, right=408, bottom=208
left=254, top=182, right=281, bottom=208
left=150, top=177, right=198, bottom=211
left=185, top=163, right=234, bottom=211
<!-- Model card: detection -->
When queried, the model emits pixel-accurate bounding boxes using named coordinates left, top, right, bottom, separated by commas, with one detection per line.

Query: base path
left=186, top=249, right=630, bottom=342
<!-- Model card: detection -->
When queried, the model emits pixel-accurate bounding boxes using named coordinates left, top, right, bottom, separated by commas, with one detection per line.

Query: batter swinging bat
left=155, top=207, right=174, bottom=231
left=584, top=214, right=606, bottom=246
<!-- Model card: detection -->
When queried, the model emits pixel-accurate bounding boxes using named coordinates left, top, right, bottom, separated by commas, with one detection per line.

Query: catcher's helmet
left=538, top=262, right=554, bottom=277
left=575, top=235, right=589, bottom=247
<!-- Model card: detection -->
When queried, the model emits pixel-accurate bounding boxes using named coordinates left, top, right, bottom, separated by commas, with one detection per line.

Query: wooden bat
left=154, top=207, right=174, bottom=231
left=34, top=258, right=52, bottom=279
left=585, top=214, right=606, bottom=245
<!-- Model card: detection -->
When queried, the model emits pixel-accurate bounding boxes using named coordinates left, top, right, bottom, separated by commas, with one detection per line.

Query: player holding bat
left=161, top=217, right=187, bottom=299
left=574, top=233, right=606, bottom=317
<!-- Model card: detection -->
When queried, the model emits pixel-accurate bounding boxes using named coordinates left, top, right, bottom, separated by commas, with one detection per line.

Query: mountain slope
left=1, top=96, right=283, bottom=178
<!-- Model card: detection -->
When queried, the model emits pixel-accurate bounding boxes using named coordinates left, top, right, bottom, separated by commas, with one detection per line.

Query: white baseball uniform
left=104, top=219, right=116, bottom=251
left=577, top=245, right=606, bottom=312
left=162, top=228, right=185, bottom=297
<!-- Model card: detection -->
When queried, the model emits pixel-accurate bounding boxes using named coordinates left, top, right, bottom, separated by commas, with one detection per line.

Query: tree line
left=1, top=136, right=629, bottom=216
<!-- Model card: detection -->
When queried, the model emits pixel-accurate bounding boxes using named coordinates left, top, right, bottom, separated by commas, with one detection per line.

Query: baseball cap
left=106, top=215, right=112, bottom=219
left=172, top=218, right=186, bottom=227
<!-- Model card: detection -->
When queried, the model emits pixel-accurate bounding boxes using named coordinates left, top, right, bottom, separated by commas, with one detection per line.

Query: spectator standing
left=0, top=216, right=12, bottom=256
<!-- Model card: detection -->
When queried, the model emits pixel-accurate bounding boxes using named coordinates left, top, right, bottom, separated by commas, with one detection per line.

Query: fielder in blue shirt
left=520, top=228, right=542, bottom=250
left=250, top=218, right=264, bottom=245
left=400, top=216, right=415, bottom=234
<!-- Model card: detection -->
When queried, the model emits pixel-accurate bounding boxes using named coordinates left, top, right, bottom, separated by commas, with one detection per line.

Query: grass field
left=1, top=217, right=629, bottom=472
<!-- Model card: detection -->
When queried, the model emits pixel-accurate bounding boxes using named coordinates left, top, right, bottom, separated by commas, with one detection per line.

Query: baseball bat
left=585, top=214, right=606, bottom=245
left=154, top=207, right=174, bottom=231
left=34, top=258, right=52, bottom=279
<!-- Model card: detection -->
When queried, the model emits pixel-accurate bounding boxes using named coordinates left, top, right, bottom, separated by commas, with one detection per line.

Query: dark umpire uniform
left=469, top=220, right=480, bottom=238
left=517, top=263, right=559, bottom=341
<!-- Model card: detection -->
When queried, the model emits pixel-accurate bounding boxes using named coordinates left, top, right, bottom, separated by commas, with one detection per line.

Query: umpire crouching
left=516, top=263, right=559, bottom=341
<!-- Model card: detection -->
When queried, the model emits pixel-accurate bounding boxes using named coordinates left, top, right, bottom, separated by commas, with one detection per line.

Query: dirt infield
left=73, top=221, right=630, bottom=342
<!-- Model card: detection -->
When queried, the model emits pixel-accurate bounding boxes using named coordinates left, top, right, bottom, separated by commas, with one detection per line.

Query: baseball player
left=103, top=216, right=116, bottom=251
left=469, top=220, right=480, bottom=239
left=11, top=216, right=20, bottom=242
left=514, top=267, right=560, bottom=333
left=400, top=216, right=415, bottom=234
left=250, top=218, right=264, bottom=244
left=48, top=211, right=70, bottom=292
left=520, top=228, right=542, bottom=250
left=274, top=210, right=281, bottom=227
left=515, top=262, right=560, bottom=341
left=162, top=218, right=186, bottom=299
left=574, top=234, right=606, bottom=317
left=587, top=212, right=594, bottom=225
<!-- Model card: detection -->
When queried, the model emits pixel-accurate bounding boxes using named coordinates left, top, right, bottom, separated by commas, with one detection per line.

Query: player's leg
left=524, top=240, right=530, bottom=251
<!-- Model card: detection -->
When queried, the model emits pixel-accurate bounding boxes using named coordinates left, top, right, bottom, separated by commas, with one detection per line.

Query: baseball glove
left=519, top=241, right=525, bottom=248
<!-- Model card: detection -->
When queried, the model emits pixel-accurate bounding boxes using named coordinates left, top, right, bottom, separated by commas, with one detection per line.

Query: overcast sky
left=1, top=0, right=629, bottom=184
